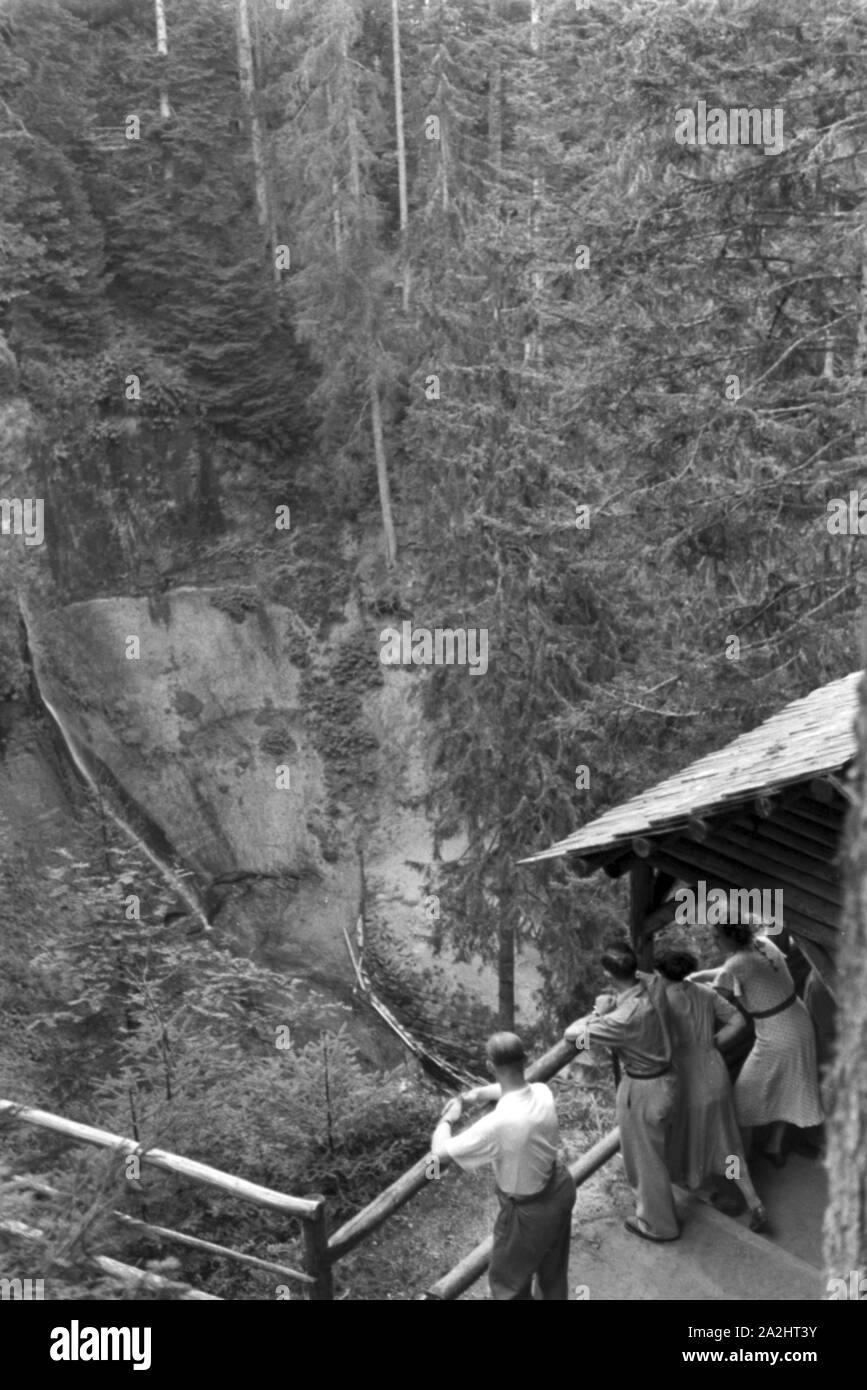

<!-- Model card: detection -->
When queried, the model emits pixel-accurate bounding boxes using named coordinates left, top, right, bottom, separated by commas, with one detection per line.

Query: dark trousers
left=488, top=1160, right=576, bottom=1301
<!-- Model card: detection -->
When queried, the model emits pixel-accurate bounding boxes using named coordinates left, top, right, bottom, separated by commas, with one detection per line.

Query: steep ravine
left=8, top=578, right=543, bottom=1075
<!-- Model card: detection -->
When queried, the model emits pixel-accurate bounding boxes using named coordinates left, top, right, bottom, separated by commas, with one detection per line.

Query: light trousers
left=617, top=1072, right=679, bottom=1239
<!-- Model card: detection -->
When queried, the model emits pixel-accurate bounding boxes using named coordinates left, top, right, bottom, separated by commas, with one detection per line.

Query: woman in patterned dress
left=655, top=947, right=768, bottom=1232
left=695, top=916, right=823, bottom=1165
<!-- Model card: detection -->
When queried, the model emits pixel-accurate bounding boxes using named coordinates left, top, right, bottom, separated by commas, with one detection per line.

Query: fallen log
left=0, top=1219, right=219, bottom=1300
left=342, top=916, right=480, bottom=1090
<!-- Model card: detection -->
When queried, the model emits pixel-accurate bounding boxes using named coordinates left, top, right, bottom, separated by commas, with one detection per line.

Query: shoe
left=624, top=1217, right=680, bottom=1243
left=709, top=1188, right=744, bottom=1216
left=758, top=1149, right=786, bottom=1169
left=748, top=1204, right=769, bottom=1233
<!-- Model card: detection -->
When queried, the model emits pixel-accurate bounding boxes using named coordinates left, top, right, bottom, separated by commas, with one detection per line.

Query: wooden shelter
left=521, top=672, right=861, bottom=989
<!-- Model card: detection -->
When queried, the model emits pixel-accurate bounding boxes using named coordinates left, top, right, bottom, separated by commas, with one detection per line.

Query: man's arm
left=431, top=1096, right=462, bottom=1159
left=564, top=992, right=620, bottom=1044
left=565, top=1002, right=637, bottom=1051
left=461, top=1082, right=501, bottom=1106
left=431, top=1103, right=500, bottom=1171
left=564, top=1015, right=591, bottom=1043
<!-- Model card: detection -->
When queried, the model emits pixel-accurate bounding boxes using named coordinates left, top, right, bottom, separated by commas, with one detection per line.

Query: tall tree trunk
left=370, top=384, right=398, bottom=567
left=391, top=0, right=410, bottom=310
left=824, top=193, right=867, bottom=1277
left=439, top=79, right=450, bottom=215
left=488, top=0, right=502, bottom=329
left=856, top=195, right=867, bottom=460
left=325, top=82, right=344, bottom=255
left=153, top=0, right=172, bottom=183
left=824, top=658, right=867, bottom=1295
left=154, top=0, right=170, bottom=122
left=236, top=0, right=277, bottom=281
left=332, top=174, right=343, bottom=255
left=497, top=873, right=517, bottom=1030
left=340, top=23, right=398, bottom=567
left=426, top=0, right=449, bottom=213
left=488, top=0, right=502, bottom=175
left=341, top=27, right=362, bottom=204
left=523, top=0, right=543, bottom=370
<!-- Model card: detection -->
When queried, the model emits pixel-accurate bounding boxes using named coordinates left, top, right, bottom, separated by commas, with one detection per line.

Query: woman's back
left=662, top=979, right=746, bottom=1190
left=717, top=937, right=794, bottom=1012
left=665, top=979, right=731, bottom=1054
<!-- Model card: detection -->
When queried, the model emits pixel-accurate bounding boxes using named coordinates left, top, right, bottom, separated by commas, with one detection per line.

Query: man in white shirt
left=431, top=1032, right=576, bottom=1300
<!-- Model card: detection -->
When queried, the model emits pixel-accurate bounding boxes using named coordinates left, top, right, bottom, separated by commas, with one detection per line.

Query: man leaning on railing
left=430, top=1031, right=576, bottom=1301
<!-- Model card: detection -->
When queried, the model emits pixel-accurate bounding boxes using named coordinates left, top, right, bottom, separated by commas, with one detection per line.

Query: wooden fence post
left=302, top=1197, right=333, bottom=1301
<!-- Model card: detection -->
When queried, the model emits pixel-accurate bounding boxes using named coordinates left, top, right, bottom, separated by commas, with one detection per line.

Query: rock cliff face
left=7, top=579, right=542, bottom=1036
left=26, top=589, right=322, bottom=880
left=17, top=587, right=373, bottom=1006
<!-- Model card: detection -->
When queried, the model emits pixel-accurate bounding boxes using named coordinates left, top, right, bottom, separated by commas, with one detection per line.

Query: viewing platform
left=457, top=1146, right=826, bottom=1301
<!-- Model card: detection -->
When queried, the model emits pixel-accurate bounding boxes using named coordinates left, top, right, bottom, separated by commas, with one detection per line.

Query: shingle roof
left=522, top=671, right=861, bottom=865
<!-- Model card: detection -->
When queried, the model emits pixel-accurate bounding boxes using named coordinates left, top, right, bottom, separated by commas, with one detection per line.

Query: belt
left=624, top=1065, right=671, bottom=1080
left=747, top=993, right=797, bottom=1020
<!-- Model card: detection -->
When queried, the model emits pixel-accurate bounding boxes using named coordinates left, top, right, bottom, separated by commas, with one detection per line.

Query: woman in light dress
left=654, top=947, right=768, bottom=1232
left=691, top=915, right=823, bottom=1165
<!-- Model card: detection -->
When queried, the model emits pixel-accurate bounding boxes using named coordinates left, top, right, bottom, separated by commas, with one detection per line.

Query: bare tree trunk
left=823, top=201, right=839, bottom=378
left=824, top=657, right=867, bottom=1295
left=341, top=28, right=362, bottom=205
left=325, top=82, right=344, bottom=255
left=426, top=0, right=449, bottom=213
left=392, top=0, right=410, bottom=310
left=523, top=0, right=543, bottom=370
left=332, top=175, right=343, bottom=255
left=236, top=0, right=277, bottom=281
left=497, top=885, right=517, bottom=1031
left=340, top=25, right=398, bottom=567
left=153, top=0, right=172, bottom=183
left=488, top=0, right=502, bottom=176
left=440, top=86, right=450, bottom=215
left=488, top=0, right=502, bottom=330
left=856, top=204, right=867, bottom=460
left=822, top=198, right=867, bottom=1271
left=370, top=384, right=398, bottom=568
left=154, top=0, right=171, bottom=122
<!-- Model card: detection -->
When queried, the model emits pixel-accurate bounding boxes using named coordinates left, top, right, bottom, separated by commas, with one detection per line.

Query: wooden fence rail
left=0, top=1213, right=220, bottom=1300
left=3, top=1033, right=619, bottom=1302
left=0, top=1099, right=332, bottom=1300
left=109, top=1212, right=315, bottom=1286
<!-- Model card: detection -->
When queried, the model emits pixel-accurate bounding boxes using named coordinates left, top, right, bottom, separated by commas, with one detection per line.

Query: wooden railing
left=1, top=1033, right=622, bottom=1301
left=327, top=1038, right=577, bottom=1262
left=0, top=1100, right=332, bottom=1300
left=325, top=1034, right=624, bottom=1302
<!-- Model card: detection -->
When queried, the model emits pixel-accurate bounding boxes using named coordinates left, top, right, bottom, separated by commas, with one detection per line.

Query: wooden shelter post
left=629, top=861, right=656, bottom=970
left=302, top=1197, right=334, bottom=1301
